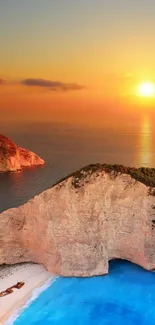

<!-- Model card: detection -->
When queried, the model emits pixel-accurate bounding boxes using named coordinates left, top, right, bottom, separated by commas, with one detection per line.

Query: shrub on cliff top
left=54, top=163, right=155, bottom=189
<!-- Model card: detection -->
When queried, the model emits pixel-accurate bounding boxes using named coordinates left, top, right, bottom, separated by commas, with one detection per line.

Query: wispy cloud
left=0, top=78, right=5, bottom=85
left=21, top=78, right=85, bottom=91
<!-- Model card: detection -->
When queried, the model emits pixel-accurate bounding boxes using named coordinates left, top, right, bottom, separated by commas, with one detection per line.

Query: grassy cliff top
left=54, top=163, right=155, bottom=189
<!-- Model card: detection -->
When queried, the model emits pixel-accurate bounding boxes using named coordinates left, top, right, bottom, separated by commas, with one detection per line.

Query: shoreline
left=0, top=263, right=54, bottom=325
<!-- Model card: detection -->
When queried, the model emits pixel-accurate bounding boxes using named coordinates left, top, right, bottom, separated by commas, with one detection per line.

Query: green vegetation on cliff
left=54, top=163, right=155, bottom=189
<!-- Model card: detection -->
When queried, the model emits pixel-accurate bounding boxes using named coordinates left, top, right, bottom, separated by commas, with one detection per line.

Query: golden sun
left=137, top=82, right=155, bottom=97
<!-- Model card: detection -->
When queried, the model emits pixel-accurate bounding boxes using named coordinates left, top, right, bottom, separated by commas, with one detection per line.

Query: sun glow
left=137, top=82, right=155, bottom=97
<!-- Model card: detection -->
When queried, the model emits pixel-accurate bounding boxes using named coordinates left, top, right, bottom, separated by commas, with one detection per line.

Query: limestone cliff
left=1, top=164, right=155, bottom=277
left=0, top=134, right=45, bottom=172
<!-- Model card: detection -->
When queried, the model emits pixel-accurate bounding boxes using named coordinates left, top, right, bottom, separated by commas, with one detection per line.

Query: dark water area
left=13, top=260, right=155, bottom=325
left=0, top=117, right=155, bottom=212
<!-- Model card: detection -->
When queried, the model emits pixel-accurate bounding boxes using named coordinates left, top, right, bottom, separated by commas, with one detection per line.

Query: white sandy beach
left=0, top=263, right=53, bottom=325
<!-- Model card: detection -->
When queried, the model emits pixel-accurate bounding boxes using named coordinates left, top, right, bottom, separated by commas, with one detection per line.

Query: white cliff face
left=1, top=167, right=155, bottom=277
left=0, top=134, right=44, bottom=172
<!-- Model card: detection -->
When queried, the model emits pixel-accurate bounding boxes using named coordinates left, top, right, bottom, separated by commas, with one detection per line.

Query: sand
left=0, top=263, right=53, bottom=325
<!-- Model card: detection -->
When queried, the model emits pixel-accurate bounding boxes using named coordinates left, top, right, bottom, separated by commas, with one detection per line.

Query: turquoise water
left=13, top=260, right=155, bottom=325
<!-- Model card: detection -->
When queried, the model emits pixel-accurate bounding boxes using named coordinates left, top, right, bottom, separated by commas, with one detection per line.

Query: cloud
left=0, top=78, right=5, bottom=85
left=21, top=78, right=85, bottom=91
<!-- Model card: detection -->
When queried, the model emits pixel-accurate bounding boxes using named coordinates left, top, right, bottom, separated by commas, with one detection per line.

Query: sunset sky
left=1, top=0, right=155, bottom=125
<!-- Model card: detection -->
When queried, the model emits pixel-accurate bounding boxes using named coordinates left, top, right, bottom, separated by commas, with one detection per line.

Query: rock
left=1, top=164, right=155, bottom=277
left=0, top=134, right=45, bottom=172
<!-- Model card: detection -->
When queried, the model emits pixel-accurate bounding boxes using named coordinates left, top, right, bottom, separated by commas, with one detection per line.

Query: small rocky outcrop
left=0, top=134, right=44, bottom=172
left=1, top=164, right=155, bottom=277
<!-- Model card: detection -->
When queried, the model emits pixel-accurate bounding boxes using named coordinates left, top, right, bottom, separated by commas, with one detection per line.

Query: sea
left=11, top=261, right=155, bottom=325
left=0, top=115, right=154, bottom=213
left=1, top=116, right=155, bottom=324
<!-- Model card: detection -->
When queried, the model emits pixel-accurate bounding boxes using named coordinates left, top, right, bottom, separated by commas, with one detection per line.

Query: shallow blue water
left=14, top=260, right=155, bottom=325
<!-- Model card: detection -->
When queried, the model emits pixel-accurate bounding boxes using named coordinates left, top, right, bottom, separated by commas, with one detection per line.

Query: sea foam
left=4, top=276, right=56, bottom=325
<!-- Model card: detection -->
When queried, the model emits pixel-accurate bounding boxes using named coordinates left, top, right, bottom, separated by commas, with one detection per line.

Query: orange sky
left=1, top=1, right=155, bottom=125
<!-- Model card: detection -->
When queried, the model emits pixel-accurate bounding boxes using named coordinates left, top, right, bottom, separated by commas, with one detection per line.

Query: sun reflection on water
left=139, top=117, right=152, bottom=167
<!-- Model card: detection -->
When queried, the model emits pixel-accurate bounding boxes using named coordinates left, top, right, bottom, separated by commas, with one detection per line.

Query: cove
left=13, top=260, right=155, bottom=325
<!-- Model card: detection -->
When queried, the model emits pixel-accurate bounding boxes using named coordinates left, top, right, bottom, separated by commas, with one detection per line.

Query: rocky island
left=1, top=163, right=155, bottom=277
left=0, top=134, right=45, bottom=172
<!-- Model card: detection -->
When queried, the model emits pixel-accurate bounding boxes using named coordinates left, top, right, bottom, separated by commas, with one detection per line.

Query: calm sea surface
left=0, top=117, right=155, bottom=212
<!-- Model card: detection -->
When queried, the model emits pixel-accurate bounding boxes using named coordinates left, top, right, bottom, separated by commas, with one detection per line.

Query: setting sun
left=137, top=82, right=155, bottom=97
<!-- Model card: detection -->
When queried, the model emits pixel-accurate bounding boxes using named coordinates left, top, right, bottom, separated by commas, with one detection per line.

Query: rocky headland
left=1, top=163, right=155, bottom=277
left=0, top=134, right=45, bottom=172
